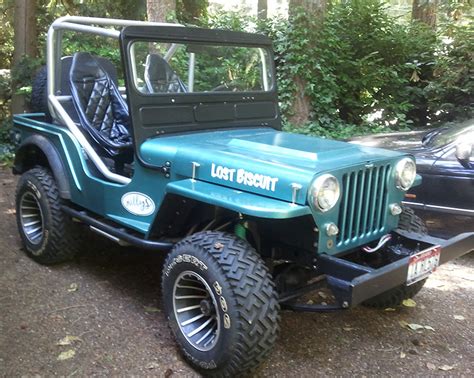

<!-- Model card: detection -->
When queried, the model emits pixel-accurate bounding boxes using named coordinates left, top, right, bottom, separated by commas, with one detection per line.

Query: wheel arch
left=13, top=135, right=71, bottom=199
left=149, top=186, right=317, bottom=262
left=148, top=192, right=240, bottom=239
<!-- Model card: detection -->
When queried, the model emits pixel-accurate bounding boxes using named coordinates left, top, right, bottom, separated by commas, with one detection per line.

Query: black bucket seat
left=144, top=53, right=187, bottom=94
left=69, top=52, right=132, bottom=159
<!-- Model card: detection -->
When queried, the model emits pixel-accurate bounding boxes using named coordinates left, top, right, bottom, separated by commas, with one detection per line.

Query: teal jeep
left=13, top=17, right=473, bottom=376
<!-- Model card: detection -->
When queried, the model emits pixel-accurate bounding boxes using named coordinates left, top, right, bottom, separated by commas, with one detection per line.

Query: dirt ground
left=0, top=167, right=473, bottom=377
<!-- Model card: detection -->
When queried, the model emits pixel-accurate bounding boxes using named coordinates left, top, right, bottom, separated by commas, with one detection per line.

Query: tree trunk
left=287, top=0, right=327, bottom=126
left=12, top=0, right=36, bottom=114
left=289, top=0, right=327, bottom=17
left=258, top=0, right=268, bottom=20
left=177, top=0, right=208, bottom=25
left=289, top=77, right=313, bottom=126
left=412, top=0, right=438, bottom=28
left=147, top=0, right=176, bottom=22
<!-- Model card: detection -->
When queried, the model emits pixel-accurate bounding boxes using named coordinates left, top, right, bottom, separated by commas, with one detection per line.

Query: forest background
left=0, top=0, right=472, bottom=161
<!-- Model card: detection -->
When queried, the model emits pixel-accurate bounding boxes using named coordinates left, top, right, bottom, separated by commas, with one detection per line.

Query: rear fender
left=13, top=135, right=71, bottom=199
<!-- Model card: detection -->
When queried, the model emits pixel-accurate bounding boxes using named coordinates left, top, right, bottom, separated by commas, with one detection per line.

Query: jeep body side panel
left=13, top=115, right=314, bottom=237
left=13, top=115, right=158, bottom=234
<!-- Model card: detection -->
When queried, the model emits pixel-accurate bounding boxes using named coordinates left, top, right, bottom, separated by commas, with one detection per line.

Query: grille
left=337, top=164, right=391, bottom=245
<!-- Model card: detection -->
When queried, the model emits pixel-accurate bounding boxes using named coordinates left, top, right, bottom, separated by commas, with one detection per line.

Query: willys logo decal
left=121, top=192, right=155, bottom=216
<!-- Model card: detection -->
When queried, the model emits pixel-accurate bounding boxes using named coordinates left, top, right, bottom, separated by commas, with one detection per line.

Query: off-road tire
left=162, top=231, right=280, bottom=376
left=16, top=167, right=81, bottom=264
left=397, top=205, right=428, bottom=234
left=363, top=206, right=428, bottom=308
left=30, top=66, right=52, bottom=122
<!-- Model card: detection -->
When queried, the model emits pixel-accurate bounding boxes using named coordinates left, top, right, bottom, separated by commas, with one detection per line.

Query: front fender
left=166, top=179, right=311, bottom=219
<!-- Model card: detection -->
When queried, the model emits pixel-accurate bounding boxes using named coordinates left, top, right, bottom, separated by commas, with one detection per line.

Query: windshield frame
left=120, top=25, right=281, bottom=165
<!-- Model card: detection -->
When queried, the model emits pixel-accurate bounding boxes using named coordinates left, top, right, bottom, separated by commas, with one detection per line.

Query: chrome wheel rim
left=173, top=271, right=220, bottom=351
left=19, top=192, right=44, bottom=246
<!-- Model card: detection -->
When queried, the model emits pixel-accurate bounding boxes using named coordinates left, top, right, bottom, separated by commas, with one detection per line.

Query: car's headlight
left=309, top=174, right=341, bottom=212
left=395, top=157, right=416, bottom=191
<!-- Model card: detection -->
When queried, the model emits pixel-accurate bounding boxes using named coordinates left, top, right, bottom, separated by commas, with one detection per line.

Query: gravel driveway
left=0, top=168, right=472, bottom=376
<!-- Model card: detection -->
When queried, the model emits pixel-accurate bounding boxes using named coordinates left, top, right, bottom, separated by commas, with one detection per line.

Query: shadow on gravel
left=68, top=232, right=168, bottom=307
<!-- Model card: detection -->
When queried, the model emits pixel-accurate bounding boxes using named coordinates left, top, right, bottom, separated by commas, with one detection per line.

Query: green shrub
left=265, top=0, right=439, bottom=136
left=0, top=70, right=12, bottom=156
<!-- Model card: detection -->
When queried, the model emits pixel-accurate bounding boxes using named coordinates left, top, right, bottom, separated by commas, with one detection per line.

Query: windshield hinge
left=160, top=161, right=171, bottom=178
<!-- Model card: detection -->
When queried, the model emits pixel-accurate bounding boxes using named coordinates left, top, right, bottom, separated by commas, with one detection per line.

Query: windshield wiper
left=422, top=127, right=448, bottom=146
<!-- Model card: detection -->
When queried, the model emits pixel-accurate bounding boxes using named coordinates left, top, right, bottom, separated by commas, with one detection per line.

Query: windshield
left=423, top=120, right=474, bottom=148
left=130, top=41, right=273, bottom=94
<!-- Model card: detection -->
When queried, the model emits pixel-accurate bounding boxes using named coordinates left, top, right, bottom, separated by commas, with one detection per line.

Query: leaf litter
left=402, top=298, right=417, bottom=307
left=57, top=349, right=76, bottom=361
left=57, top=335, right=82, bottom=346
left=399, top=320, right=435, bottom=331
left=144, top=306, right=160, bottom=313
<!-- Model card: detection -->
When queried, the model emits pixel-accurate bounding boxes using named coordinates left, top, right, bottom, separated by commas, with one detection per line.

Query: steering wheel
left=211, top=82, right=245, bottom=92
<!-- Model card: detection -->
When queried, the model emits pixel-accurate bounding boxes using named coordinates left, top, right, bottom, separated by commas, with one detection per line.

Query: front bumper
left=326, top=231, right=473, bottom=307
left=282, top=231, right=473, bottom=311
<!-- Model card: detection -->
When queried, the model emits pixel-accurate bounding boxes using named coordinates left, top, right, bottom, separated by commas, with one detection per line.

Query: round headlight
left=310, top=174, right=341, bottom=212
left=395, top=158, right=416, bottom=191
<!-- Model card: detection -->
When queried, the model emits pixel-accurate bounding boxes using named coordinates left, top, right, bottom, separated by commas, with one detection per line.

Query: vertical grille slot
left=337, top=164, right=390, bottom=246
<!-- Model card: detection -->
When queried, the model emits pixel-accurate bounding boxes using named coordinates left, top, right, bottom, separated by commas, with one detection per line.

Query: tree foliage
left=425, top=19, right=474, bottom=122
left=0, top=0, right=14, bottom=68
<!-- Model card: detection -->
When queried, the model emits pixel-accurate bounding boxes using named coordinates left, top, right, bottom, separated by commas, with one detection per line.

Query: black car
left=350, top=120, right=474, bottom=238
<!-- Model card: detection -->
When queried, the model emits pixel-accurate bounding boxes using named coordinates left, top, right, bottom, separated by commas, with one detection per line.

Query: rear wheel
left=16, top=167, right=82, bottom=264
left=363, top=206, right=428, bottom=308
left=162, top=231, right=280, bottom=376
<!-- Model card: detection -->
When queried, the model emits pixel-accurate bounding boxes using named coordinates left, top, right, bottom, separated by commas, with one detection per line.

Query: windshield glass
left=424, top=120, right=474, bottom=148
left=130, top=41, right=273, bottom=94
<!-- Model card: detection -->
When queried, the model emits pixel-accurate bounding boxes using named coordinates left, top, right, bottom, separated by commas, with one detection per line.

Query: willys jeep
left=12, top=17, right=474, bottom=376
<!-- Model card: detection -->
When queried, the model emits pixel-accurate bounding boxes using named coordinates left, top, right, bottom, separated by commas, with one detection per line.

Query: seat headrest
left=145, top=54, right=175, bottom=82
left=70, top=52, right=107, bottom=82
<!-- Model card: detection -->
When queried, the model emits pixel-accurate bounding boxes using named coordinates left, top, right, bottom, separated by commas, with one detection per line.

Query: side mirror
left=455, top=143, right=472, bottom=162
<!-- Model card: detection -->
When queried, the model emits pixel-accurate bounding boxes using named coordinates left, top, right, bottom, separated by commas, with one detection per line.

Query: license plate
left=406, top=246, right=441, bottom=285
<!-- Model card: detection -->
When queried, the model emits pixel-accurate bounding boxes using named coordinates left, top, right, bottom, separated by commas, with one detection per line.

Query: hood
left=140, top=128, right=407, bottom=204
left=348, top=130, right=429, bottom=152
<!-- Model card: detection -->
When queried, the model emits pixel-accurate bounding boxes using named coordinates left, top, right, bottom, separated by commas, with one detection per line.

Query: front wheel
left=162, top=231, right=280, bottom=376
left=363, top=206, right=428, bottom=308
